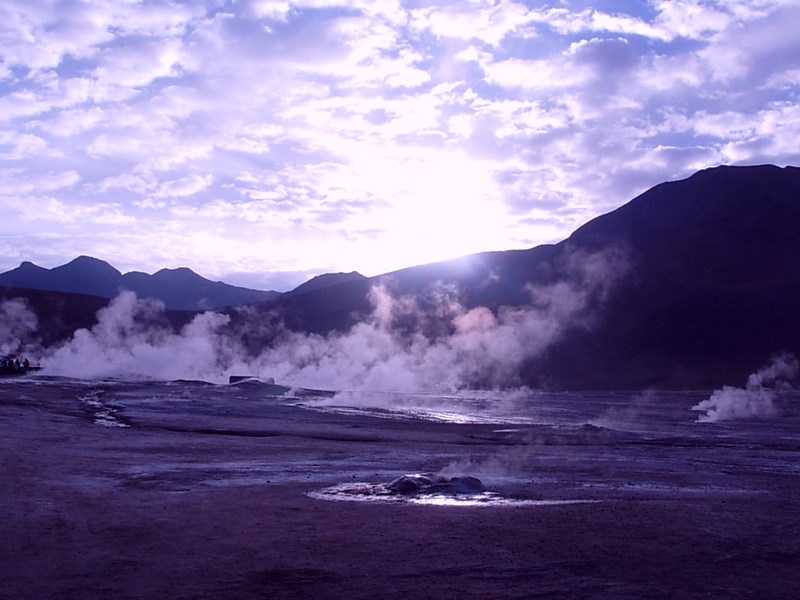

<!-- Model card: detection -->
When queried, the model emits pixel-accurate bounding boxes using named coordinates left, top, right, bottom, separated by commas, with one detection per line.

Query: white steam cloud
left=692, top=354, right=799, bottom=423
left=43, top=292, right=244, bottom=381
left=436, top=443, right=543, bottom=479
left=39, top=247, right=627, bottom=391
left=588, top=389, right=659, bottom=432
left=0, top=298, right=39, bottom=356
left=250, top=247, right=627, bottom=392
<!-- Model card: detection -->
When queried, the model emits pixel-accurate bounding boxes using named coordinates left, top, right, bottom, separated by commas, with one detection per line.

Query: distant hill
left=0, top=256, right=280, bottom=310
left=287, top=272, right=367, bottom=296
left=234, top=164, right=800, bottom=390
left=2, top=257, right=122, bottom=298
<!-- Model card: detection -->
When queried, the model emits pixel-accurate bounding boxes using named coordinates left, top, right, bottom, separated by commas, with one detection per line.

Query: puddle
left=79, top=393, right=130, bottom=428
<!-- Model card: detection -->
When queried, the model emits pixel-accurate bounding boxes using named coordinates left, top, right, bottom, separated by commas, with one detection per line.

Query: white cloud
left=698, top=3, right=800, bottom=84
left=0, top=0, right=111, bottom=71
left=111, top=0, right=202, bottom=36
left=530, top=7, right=666, bottom=40
left=411, top=0, right=531, bottom=46
left=154, top=173, right=214, bottom=198
left=0, top=168, right=80, bottom=195
left=0, top=192, right=135, bottom=226
left=0, top=91, right=53, bottom=122
left=92, top=38, right=189, bottom=90
left=0, top=131, right=56, bottom=159
left=652, top=0, right=733, bottom=40
left=36, top=106, right=106, bottom=137
left=244, top=0, right=292, bottom=20
left=484, top=56, right=593, bottom=90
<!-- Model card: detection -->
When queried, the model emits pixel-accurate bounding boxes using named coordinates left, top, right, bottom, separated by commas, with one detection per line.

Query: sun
left=340, top=149, right=510, bottom=272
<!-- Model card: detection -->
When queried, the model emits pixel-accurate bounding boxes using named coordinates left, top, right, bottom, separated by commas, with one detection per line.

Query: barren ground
left=2, top=379, right=799, bottom=599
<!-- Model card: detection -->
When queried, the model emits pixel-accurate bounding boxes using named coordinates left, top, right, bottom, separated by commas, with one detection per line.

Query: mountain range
left=0, top=257, right=281, bottom=311
left=2, top=164, right=799, bottom=390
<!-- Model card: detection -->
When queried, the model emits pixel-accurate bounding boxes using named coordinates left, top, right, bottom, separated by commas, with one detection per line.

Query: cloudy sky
left=2, top=0, right=799, bottom=290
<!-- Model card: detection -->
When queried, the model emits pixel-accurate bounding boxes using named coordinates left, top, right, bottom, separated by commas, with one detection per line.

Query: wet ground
left=1, top=377, right=799, bottom=599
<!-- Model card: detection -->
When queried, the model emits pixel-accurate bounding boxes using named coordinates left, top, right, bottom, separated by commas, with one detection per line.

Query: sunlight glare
left=353, top=149, right=507, bottom=268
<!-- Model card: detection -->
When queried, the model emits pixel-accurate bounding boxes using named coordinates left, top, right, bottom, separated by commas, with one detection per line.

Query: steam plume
left=43, top=292, right=246, bottom=381
left=692, top=354, right=799, bottom=422
left=0, top=298, right=39, bottom=356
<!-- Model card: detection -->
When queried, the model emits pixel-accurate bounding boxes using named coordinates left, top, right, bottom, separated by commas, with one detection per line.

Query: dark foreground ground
left=1, top=378, right=799, bottom=599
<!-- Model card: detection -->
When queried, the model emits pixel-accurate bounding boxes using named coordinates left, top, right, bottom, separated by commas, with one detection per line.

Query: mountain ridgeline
left=2, top=164, right=799, bottom=390
left=0, top=258, right=280, bottom=311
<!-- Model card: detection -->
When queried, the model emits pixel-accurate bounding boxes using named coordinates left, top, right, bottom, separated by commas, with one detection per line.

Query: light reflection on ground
left=308, top=482, right=602, bottom=508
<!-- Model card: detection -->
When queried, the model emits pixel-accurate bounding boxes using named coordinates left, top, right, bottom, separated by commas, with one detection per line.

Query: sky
left=1, top=0, right=799, bottom=291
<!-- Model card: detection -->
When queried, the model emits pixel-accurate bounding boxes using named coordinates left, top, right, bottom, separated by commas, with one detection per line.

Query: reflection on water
left=411, top=496, right=601, bottom=507
left=290, top=388, right=707, bottom=432
left=292, top=389, right=544, bottom=425
left=79, top=392, right=130, bottom=427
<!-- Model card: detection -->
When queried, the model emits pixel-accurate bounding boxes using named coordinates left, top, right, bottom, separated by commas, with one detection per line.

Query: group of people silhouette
left=1, top=355, right=32, bottom=373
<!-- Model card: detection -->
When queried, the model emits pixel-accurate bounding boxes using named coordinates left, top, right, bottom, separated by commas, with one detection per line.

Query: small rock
left=386, top=474, right=434, bottom=494
left=446, top=476, right=485, bottom=493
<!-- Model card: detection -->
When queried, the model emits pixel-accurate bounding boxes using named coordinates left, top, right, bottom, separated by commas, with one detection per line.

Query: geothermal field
left=2, top=375, right=799, bottom=599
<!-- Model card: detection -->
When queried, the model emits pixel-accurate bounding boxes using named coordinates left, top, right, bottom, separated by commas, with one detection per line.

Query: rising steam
left=243, top=246, right=627, bottom=391
left=36, top=247, right=627, bottom=391
left=0, top=298, right=39, bottom=356
left=692, top=354, right=799, bottom=422
left=43, top=292, right=244, bottom=381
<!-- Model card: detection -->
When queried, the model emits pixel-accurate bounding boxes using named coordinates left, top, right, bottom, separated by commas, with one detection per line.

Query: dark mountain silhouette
left=120, top=267, right=280, bottom=310
left=287, top=272, right=367, bottom=296
left=233, top=164, right=800, bottom=390
left=0, top=256, right=279, bottom=310
left=529, top=164, right=800, bottom=389
left=1, top=257, right=123, bottom=298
